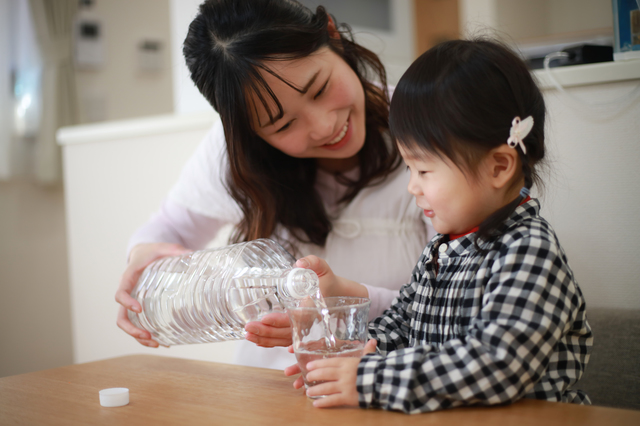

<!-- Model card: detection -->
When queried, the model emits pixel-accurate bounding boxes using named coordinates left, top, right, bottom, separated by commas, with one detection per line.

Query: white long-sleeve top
left=129, top=117, right=435, bottom=369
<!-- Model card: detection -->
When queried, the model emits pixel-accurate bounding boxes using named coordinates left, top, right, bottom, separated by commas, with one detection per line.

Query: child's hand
left=284, top=345, right=306, bottom=389
left=295, top=256, right=367, bottom=298
left=244, top=313, right=292, bottom=347
left=305, top=339, right=377, bottom=408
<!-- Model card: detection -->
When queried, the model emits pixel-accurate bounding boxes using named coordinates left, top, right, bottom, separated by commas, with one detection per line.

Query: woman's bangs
left=242, top=67, right=285, bottom=130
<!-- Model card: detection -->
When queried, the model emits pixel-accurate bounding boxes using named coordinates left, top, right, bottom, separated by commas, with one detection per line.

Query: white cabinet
left=58, top=112, right=238, bottom=364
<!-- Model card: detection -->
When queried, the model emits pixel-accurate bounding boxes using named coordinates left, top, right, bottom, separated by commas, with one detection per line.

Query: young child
left=291, top=39, right=593, bottom=413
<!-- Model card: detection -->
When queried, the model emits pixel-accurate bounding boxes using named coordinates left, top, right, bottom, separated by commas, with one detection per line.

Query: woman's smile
left=321, top=116, right=352, bottom=150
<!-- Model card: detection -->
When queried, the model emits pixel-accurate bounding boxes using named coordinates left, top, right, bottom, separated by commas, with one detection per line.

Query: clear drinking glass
left=287, top=296, right=371, bottom=399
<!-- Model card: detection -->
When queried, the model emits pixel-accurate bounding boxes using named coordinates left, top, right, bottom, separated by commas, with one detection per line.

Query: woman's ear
left=327, top=15, right=340, bottom=39
left=486, top=145, right=520, bottom=189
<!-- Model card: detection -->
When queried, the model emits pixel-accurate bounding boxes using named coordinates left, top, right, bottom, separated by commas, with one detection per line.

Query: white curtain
left=0, top=0, right=13, bottom=179
left=28, top=0, right=78, bottom=185
left=0, top=0, right=42, bottom=181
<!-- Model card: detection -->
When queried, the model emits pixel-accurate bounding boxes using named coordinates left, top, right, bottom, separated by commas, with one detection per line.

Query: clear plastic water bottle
left=128, top=238, right=319, bottom=346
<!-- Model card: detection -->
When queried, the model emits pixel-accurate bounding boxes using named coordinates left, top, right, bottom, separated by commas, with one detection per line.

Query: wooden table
left=1, top=355, right=639, bottom=425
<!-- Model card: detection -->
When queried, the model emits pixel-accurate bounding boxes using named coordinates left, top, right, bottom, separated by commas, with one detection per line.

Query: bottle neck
left=278, top=268, right=320, bottom=303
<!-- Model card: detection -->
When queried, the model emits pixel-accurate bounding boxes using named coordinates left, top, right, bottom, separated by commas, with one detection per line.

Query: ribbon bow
left=507, top=116, right=533, bottom=155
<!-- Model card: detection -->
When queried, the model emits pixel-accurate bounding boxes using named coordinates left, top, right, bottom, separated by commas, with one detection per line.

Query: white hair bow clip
left=507, top=116, right=533, bottom=155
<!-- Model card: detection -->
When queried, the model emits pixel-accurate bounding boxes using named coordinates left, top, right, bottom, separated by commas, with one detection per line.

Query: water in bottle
left=128, top=238, right=321, bottom=346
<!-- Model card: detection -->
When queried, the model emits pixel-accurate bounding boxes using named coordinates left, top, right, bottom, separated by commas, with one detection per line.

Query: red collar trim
left=448, top=196, right=531, bottom=240
left=449, top=227, right=479, bottom=241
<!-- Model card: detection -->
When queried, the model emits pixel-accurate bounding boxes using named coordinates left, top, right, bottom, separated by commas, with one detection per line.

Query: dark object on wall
left=562, top=44, right=614, bottom=65
left=577, top=308, right=640, bottom=410
left=527, top=44, right=614, bottom=69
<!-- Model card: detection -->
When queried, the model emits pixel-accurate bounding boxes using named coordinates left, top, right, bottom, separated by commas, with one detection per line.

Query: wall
left=0, top=0, right=11, bottom=179
left=0, top=180, right=73, bottom=377
left=414, top=0, right=460, bottom=55
left=168, top=0, right=208, bottom=115
left=460, top=0, right=613, bottom=40
left=541, top=79, right=640, bottom=308
left=0, top=0, right=173, bottom=378
left=547, top=0, right=613, bottom=35
left=59, top=113, right=239, bottom=366
left=75, top=0, right=173, bottom=123
left=495, top=0, right=550, bottom=40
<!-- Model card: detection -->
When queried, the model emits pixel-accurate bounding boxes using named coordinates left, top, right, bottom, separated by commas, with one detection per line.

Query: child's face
left=400, top=145, right=497, bottom=235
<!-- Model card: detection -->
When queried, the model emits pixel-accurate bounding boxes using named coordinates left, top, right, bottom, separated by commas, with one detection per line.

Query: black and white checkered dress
left=357, top=199, right=593, bottom=414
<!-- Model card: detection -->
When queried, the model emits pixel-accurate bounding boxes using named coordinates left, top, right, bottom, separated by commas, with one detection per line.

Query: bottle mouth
left=280, top=268, right=319, bottom=300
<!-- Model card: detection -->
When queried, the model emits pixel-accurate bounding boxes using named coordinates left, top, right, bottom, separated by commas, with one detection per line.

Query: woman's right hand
left=115, top=243, right=191, bottom=347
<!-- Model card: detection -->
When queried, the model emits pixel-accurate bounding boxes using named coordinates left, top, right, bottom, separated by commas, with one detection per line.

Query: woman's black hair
left=389, top=38, right=546, bottom=246
left=183, top=0, right=399, bottom=252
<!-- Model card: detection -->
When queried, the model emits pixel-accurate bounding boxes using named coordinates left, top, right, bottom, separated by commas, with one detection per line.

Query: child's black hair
left=389, top=38, right=546, bottom=246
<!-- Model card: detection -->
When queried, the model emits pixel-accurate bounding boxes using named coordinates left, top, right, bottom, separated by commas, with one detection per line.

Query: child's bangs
left=390, top=44, right=468, bottom=164
left=390, top=40, right=500, bottom=174
left=390, top=84, right=457, bottom=164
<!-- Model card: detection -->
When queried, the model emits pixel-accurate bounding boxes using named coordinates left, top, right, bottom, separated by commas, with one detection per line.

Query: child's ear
left=486, top=145, right=519, bottom=189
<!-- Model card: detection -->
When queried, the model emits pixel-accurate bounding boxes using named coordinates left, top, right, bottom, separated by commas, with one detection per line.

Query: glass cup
left=286, top=296, right=371, bottom=399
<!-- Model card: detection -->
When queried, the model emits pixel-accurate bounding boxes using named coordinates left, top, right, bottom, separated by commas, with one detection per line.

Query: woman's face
left=249, top=47, right=366, bottom=172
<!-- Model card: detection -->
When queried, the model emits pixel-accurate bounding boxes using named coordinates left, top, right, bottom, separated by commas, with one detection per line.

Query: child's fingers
left=306, top=366, right=341, bottom=383
left=312, top=394, right=341, bottom=408
left=311, top=392, right=354, bottom=408
left=363, top=339, right=377, bottom=354
left=283, top=364, right=305, bottom=389
left=295, top=257, right=311, bottom=269
left=292, top=375, right=305, bottom=389
left=305, top=381, right=339, bottom=399
left=307, top=357, right=351, bottom=371
left=295, top=255, right=331, bottom=278
left=283, top=362, right=301, bottom=377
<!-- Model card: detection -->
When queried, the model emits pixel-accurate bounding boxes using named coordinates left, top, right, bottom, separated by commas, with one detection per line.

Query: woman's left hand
left=244, top=313, right=293, bottom=347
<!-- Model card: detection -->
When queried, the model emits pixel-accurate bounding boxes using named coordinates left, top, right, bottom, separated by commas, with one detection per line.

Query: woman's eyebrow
left=259, top=70, right=321, bottom=128
left=300, top=70, right=320, bottom=94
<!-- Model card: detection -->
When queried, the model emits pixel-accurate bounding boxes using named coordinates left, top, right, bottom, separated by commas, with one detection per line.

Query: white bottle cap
left=284, top=268, right=319, bottom=299
left=99, top=388, right=129, bottom=407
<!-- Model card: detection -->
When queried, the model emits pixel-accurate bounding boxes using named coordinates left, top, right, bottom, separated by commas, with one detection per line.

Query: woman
left=115, top=0, right=434, bottom=370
